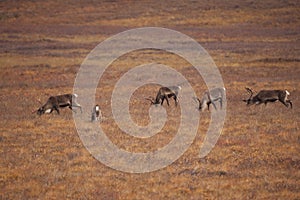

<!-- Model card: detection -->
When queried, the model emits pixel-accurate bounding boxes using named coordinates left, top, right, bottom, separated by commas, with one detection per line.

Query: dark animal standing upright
left=34, top=93, right=82, bottom=115
left=145, top=86, right=181, bottom=106
left=243, top=88, right=292, bottom=108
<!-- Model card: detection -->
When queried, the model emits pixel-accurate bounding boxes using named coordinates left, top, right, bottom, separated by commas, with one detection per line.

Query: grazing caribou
left=195, top=87, right=226, bottom=111
left=91, top=104, right=102, bottom=122
left=145, top=86, right=181, bottom=106
left=243, top=88, right=292, bottom=108
left=34, top=93, right=82, bottom=115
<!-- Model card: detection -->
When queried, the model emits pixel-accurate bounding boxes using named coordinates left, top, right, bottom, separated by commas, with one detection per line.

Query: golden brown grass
left=1, top=0, right=299, bottom=199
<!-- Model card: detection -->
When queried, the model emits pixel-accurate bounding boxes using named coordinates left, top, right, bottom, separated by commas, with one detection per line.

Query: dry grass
left=0, top=0, right=299, bottom=199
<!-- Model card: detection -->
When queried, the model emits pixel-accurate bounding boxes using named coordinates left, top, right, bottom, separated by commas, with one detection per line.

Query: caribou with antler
left=243, top=88, right=292, bottom=108
left=195, top=87, right=225, bottom=111
left=145, top=86, right=181, bottom=106
left=34, top=93, right=82, bottom=115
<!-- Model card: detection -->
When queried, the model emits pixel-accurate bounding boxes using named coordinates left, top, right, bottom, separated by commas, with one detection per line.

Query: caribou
left=243, top=88, right=292, bottom=108
left=194, top=87, right=226, bottom=111
left=34, top=93, right=82, bottom=115
left=145, top=86, right=181, bottom=106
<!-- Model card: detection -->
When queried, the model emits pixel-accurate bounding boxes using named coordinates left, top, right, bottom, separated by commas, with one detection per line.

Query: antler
left=192, top=96, right=200, bottom=103
left=245, top=87, right=253, bottom=95
left=192, top=97, right=202, bottom=110
left=32, top=108, right=38, bottom=114
left=243, top=87, right=254, bottom=103
left=37, top=98, right=43, bottom=105
left=245, top=87, right=254, bottom=98
left=31, top=98, right=44, bottom=114
left=145, top=97, right=155, bottom=105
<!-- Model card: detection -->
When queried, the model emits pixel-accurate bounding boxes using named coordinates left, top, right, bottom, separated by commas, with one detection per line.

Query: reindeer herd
left=33, top=85, right=293, bottom=122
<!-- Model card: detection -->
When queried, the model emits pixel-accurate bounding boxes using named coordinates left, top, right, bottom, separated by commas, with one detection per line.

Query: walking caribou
left=243, top=88, right=292, bottom=108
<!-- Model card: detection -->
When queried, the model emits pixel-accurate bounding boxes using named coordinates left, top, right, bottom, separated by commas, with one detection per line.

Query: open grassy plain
left=0, top=0, right=299, bottom=199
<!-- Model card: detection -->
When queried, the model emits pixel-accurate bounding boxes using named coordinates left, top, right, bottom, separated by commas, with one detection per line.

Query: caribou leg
left=279, top=99, right=292, bottom=108
left=173, top=95, right=178, bottom=106
left=287, top=100, right=292, bottom=108
left=54, top=106, right=60, bottom=114
left=165, top=96, right=170, bottom=106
